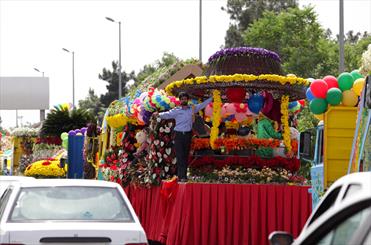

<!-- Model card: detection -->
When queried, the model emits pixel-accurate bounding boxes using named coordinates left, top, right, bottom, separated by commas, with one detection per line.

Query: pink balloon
left=235, top=113, right=246, bottom=122
left=310, top=79, right=328, bottom=99
left=225, top=103, right=236, bottom=115
left=323, top=75, right=338, bottom=89
left=205, top=104, right=213, bottom=117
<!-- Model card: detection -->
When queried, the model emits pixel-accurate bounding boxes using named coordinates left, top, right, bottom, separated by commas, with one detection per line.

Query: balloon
left=226, top=88, right=246, bottom=103
left=314, top=114, right=324, bottom=121
left=205, top=104, right=213, bottom=117
left=225, top=104, right=236, bottom=115
left=309, top=98, right=328, bottom=114
left=298, top=99, right=306, bottom=106
left=261, top=91, right=273, bottom=115
left=323, top=75, right=338, bottom=89
left=248, top=94, right=264, bottom=114
left=310, top=79, right=328, bottom=98
left=62, top=138, right=68, bottom=149
left=74, top=129, right=81, bottom=134
left=68, top=130, right=76, bottom=136
left=350, top=70, right=363, bottom=81
left=80, top=127, right=87, bottom=135
left=288, top=101, right=298, bottom=109
left=326, top=88, right=342, bottom=105
left=306, top=88, right=315, bottom=101
left=342, top=90, right=358, bottom=107
left=337, top=72, right=354, bottom=91
left=352, top=78, right=366, bottom=96
left=60, top=132, right=68, bottom=140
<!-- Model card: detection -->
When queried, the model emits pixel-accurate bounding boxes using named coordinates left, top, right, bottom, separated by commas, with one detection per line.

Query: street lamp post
left=34, top=67, right=45, bottom=77
left=34, top=67, right=46, bottom=121
left=62, top=48, right=75, bottom=108
left=106, top=17, right=122, bottom=99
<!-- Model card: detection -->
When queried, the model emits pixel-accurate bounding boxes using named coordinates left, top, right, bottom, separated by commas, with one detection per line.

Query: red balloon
left=310, top=79, right=328, bottom=99
left=298, top=99, right=306, bottom=106
left=226, top=87, right=246, bottom=103
left=323, top=75, right=339, bottom=89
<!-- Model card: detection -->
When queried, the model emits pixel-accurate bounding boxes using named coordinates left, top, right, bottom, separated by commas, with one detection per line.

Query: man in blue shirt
left=153, top=92, right=212, bottom=182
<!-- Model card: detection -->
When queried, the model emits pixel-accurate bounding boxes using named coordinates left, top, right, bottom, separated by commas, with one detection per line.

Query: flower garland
left=281, top=95, right=291, bottom=152
left=165, top=74, right=309, bottom=96
left=106, top=114, right=138, bottom=128
left=210, top=90, right=221, bottom=149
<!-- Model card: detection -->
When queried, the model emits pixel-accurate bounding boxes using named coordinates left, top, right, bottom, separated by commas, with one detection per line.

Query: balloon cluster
left=306, top=70, right=365, bottom=115
left=60, top=127, right=88, bottom=150
left=121, top=88, right=180, bottom=125
left=53, top=103, right=74, bottom=111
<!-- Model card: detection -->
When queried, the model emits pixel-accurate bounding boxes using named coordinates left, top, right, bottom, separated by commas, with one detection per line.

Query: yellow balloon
left=352, top=78, right=365, bottom=96
left=314, top=114, right=324, bottom=120
left=342, top=90, right=358, bottom=107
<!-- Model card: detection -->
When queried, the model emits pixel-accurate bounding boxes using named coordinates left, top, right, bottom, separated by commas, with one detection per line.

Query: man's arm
left=159, top=108, right=178, bottom=120
left=194, top=97, right=213, bottom=113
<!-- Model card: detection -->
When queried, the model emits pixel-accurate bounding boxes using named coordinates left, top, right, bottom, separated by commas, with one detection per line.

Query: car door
left=297, top=199, right=371, bottom=245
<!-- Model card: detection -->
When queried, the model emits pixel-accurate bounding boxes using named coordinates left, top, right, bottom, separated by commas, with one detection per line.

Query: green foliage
left=222, top=0, right=298, bottom=47
left=243, top=7, right=337, bottom=78
left=128, top=53, right=200, bottom=98
left=344, top=34, right=371, bottom=72
left=40, top=108, right=94, bottom=137
left=99, top=61, right=136, bottom=107
left=78, top=88, right=105, bottom=123
left=296, top=104, right=318, bottom=133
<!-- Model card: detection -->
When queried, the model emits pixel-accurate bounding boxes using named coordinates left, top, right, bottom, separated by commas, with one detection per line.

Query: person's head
left=178, top=92, right=190, bottom=106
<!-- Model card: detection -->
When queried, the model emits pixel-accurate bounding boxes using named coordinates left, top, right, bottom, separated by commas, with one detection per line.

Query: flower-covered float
left=97, top=47, right=313, bottom=245
left=164, top=47, right=309, bottom=183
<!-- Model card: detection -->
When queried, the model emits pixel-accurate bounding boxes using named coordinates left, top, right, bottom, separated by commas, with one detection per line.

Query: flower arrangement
left=191, top=137, right=298, bottom=153
left=210, top=90, right=221, bottom=149
left=207, top=47, right=282, bottom=63
left=24, top=158, right=67, bottom=178
left=11, top=127, right=39, bottom=137
left=32, top=143, right=63, bottom=162
left=281, top=95, right=292, bottom=152
left=189, top=166, right=308, bottom=185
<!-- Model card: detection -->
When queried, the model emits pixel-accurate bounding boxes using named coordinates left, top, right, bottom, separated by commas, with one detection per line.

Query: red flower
left=42, top=161, right=51, bottom=166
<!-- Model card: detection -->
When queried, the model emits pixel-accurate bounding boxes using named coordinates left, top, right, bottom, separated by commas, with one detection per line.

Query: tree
left=40, top=108, right=94, bottom=137
left=222, top=0, right=298, bottom=47
left=243, top=7, right=338, bottom=78
left=344, top=34, right=371, bottom=72
left=99, top=61, right=136, bottom=107
left=78, top=88, right=105, bottom=122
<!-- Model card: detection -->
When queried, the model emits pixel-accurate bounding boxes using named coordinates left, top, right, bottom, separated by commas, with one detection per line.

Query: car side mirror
left=268, top=231, right=294, bottom=245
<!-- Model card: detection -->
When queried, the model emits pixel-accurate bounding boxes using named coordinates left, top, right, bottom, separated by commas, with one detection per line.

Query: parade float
left=98, top=47, right=313, bottom=245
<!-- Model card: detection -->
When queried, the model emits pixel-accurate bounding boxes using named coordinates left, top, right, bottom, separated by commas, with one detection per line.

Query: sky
left=0, top=0, right=370, bottom=129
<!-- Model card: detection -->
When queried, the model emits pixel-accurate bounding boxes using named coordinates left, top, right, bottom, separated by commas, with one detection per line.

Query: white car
left=0, top=176, right=35, bottom=197
left=269, top=172, right=371, bottom=245
left=0, top=179, right=148, bottom=245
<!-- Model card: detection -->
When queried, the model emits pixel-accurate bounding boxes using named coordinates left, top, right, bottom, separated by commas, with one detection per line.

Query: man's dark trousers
left=174, top=131, right=192, bottom=180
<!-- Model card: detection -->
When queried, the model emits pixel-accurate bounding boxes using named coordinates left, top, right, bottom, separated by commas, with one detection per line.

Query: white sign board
left=0, top=77, right=49, bottom=110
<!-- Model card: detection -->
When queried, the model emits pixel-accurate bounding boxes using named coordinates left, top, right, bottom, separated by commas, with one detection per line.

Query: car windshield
left=9, top=186, right=134, bottom=222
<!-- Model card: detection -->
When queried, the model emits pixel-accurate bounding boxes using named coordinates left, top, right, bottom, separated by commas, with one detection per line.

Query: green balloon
left=350, top=70, right=363, bottom=81
left=60, top=132, right=68, bottom=140
left=62, top=138, right=68, bottom=149
left=310, top=98, right=328, bottom=115
left=326, top=88, right=342, bottom=105
left=337, top=72, right=354, bottom=91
